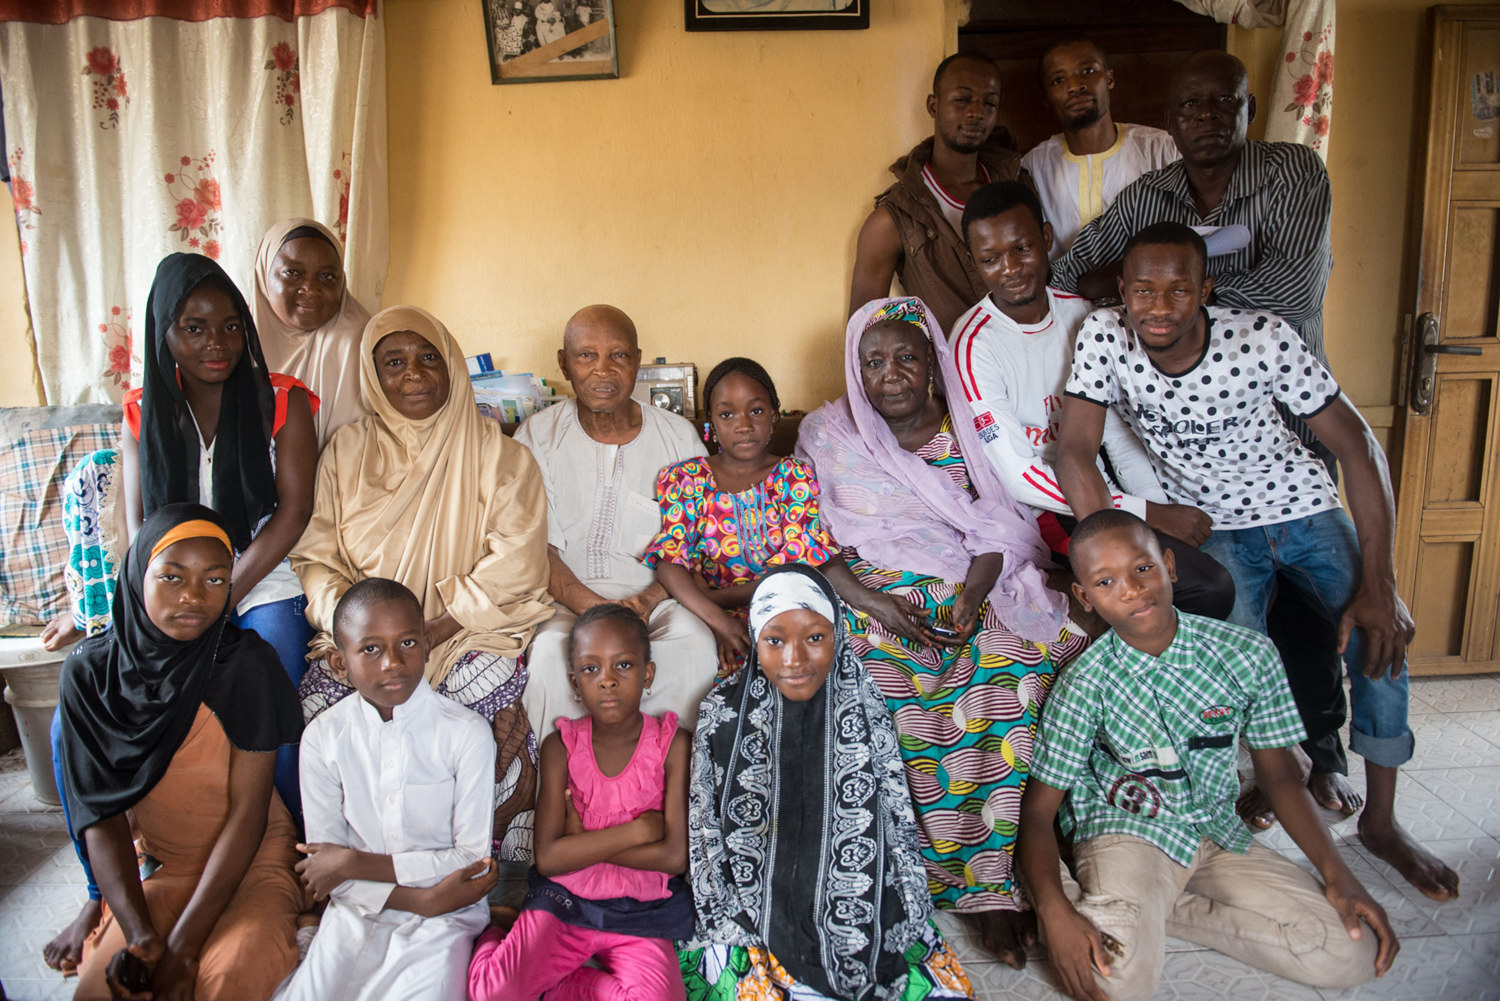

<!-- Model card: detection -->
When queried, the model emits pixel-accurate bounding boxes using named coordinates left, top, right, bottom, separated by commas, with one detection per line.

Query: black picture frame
left=482, top=0, right=619, bottom=85
left=684, top=0, right=869, bottom=32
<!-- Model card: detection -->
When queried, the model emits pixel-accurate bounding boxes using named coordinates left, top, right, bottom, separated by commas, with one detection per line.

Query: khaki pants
left=1051, top=834, right=1378, bottom=1001
left=523, top=594, right=718, bottom=744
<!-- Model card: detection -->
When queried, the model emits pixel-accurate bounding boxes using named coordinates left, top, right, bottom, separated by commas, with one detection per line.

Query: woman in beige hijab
left=254, top=218, right=371, bottom=447
left=292, top=305, right=553, bottom=859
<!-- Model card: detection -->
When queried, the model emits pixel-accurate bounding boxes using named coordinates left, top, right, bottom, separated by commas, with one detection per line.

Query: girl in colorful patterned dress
left=681, top=565, right=974, bottom=1001
left=645, top=358, right=836, bottom=676
left=797, top=297, right=1089, bottom=970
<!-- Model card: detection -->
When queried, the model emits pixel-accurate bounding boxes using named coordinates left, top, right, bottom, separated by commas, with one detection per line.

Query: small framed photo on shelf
left=482, top=0, right=619, bottom=85
left=684, top=0, right=869, bottom=32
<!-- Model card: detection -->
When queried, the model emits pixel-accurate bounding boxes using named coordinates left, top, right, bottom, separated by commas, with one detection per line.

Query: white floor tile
left=961, top=958, right=1070, bottom=1000
left=1406, top=676, right=1500, bottom=714
left=1406, top=766, right=1500, bottom=838
left=1406, top=716, right=1500, bottom=770
left=0, top=883, right=92, bottom=986
left=1450, top=710, right=1500, bottom=751
left=1276, top=842, right=1447, bottom=940
left=1316, top=931, right=1499, bottom=1000
left=0, top=978, right=74, bottom=1001
left=1156, top=949, right=1325, bottom=1000
left=1366, top=835, right=1500, bottom=938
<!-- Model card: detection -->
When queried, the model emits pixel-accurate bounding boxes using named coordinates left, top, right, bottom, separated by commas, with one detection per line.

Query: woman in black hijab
left=122, top=252, right=317, bottom=812
left=58, top=503, right=306, bottom=1001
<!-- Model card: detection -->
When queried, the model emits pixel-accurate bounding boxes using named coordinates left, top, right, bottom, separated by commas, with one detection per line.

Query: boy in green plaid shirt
left=1018, top=511, right=1397, bottom=1001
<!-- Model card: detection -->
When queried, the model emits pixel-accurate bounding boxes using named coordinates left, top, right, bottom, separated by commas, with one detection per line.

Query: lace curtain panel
left=0, top=0, right=388, bottom=404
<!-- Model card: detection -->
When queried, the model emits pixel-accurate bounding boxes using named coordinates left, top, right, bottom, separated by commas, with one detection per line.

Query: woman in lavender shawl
left=797, top=297, right=1089, bottom=970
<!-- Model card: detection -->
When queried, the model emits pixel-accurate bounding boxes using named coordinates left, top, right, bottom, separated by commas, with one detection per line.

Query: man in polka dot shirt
left=1052, top=222, right=1460, bottom=903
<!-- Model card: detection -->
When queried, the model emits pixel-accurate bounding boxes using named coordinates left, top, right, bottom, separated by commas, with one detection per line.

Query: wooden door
left=1394, top=5, right=1500, bottom=675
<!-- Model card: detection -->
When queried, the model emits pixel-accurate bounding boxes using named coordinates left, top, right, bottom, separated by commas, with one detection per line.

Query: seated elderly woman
left=797, top=297, right=1089, bottom=970
left=253, top=218, right=372, bottom=448
left=291, top=305, right=553, bottom=860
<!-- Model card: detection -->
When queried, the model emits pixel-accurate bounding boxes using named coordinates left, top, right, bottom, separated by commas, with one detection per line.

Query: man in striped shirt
left=849, top=51, right=1029, bottom=333
left=951, top=180, right=1233, bottom=619
left=1049, top=51, right=1332, bottom=367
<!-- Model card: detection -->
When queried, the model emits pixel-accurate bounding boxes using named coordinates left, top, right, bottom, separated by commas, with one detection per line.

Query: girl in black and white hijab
left=681, top=564, right=975, bottom=1000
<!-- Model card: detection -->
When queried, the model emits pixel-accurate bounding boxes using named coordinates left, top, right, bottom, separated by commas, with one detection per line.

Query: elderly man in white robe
left=515, top=304, right=717, bottom=742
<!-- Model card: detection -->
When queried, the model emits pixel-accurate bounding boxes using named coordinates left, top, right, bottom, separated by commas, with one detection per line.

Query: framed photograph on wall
left=684, top=0, right=869, bottom=32
left=482, top=0, right=619, bottom=84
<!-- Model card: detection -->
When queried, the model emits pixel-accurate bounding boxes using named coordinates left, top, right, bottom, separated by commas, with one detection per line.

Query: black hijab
left=57, top=503, right=303, bottom=837
left=140, top=253, right=277, bottom=552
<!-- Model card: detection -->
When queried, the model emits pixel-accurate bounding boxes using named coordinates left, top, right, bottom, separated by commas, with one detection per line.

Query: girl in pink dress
left=468, top=603, right=692, bottom=1000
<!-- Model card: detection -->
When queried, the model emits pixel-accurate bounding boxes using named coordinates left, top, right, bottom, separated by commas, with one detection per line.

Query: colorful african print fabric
left=677, top=921, right=973, bottom=1001
left=645, top=456, right=836, bottom=591
left=62, top=449, right=122, bottom=636
left=845, top=421, right=1089, bottom=912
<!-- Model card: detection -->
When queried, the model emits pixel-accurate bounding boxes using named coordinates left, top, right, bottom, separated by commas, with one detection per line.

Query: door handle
left=1424, top=343, right=1483, bottom=356
left=1410, top=313, right=1441, bottom=415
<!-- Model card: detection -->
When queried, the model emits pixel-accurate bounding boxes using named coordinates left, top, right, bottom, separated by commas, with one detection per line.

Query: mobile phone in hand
left=928, top=621, right=962, bottom=641
left=108, top=949, right=151, bottom=994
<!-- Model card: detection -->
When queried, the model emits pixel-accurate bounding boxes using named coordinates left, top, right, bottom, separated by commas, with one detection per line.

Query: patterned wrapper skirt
left=677, top=921, right=974, bottom=1001
left=846, top=557, right=1089, bottom=913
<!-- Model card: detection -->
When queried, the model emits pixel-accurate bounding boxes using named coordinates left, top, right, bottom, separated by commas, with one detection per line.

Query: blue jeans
left=1200, top=509, right=1413, bottom=769
left=234, top=594, right=313, bottom=831
left=51, top=707, right=100, bottom=901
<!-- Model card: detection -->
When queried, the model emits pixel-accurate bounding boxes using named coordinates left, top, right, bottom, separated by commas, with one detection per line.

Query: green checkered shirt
left=1031, top=611, right=1306, bottom=866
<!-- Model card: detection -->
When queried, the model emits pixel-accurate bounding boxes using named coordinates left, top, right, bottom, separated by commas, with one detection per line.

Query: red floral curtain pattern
left=0, top=7, right=388, bottom=404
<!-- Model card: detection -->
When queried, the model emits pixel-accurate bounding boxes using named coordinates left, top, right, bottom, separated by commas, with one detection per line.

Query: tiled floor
left=1, top=675, right=1497, bottom=1001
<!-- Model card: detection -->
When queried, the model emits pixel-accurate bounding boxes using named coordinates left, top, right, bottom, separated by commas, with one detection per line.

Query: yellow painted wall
left=380, top=0, right=1472, bottom=420
left=0, top=0, right=1486, bottom=422
left=382, top=0, right=952, bottom=412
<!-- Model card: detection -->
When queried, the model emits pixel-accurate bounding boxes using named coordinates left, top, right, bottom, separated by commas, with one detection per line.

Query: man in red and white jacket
left=951, top=180, right=1233, bottom=619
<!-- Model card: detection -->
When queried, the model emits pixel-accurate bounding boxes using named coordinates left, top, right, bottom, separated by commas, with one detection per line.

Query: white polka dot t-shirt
left=1064, top=305, right=1341, bottom=528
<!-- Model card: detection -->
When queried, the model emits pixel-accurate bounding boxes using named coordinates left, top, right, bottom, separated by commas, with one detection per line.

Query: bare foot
left=43, top=897, right=102, bottom=973
left=963, top=910, right=1036, bottom=970
left=1359, top=814, right=1460, bottom=901
left=40, top=613, right=83, bottom=653
left=1236, top=784, right=1277, bottom=830
left=1309, top=771, right=1363, bottom=815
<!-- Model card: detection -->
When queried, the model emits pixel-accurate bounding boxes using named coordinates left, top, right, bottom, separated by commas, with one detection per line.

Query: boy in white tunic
left=275, top=578, right=499, bottom=1001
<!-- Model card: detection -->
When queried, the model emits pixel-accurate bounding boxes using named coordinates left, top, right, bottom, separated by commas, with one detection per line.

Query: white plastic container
left=0, top=634, right=65, bottom=806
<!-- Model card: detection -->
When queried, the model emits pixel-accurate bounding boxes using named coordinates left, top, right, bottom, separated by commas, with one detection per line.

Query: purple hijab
left=795, top=297, right=1065, bottom=643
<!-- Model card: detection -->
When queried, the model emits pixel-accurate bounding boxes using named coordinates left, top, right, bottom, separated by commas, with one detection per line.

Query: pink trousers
left=467, top=910, right=687, bottom=1001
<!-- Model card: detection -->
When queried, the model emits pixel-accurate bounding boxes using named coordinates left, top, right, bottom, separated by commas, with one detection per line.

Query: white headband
left=749, top=572, right=835, bottom=641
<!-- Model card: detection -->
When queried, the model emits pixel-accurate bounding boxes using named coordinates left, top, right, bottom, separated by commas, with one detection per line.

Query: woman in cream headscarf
left=291, top=305, right=553, bottom=859
left=253, top=218, right=371, bottom=447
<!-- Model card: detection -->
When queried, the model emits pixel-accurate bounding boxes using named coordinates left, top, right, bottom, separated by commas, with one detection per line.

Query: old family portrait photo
left=482, top=0, right=616, bottom=84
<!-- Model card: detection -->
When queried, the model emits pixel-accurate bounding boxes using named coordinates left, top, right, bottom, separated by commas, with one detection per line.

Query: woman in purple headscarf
left=797, top=296, right=1089, bottom=971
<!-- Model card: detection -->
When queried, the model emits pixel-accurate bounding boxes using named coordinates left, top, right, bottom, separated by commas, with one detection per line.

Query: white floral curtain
left=0, top=0, right=388, bottom=405
left=1174, top=0, right=1335, bottom=159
